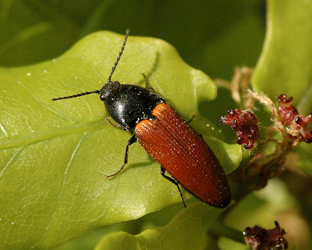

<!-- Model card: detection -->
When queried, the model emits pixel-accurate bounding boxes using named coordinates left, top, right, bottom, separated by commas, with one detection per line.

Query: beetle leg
left=185, top=115, right=204, bottom=139
left=105, top=117, right=128, bottom=130
left=186, top=115, right=195, bottom=124
left=106, top=135, right=137, bottom=179
left=140, top=72, right=155, bottom=93
left=160, top=166, right=186, bottom=208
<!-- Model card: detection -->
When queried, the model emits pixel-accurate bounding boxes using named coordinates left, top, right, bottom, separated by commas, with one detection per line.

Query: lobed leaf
left=95, top=203, right=222, bottom=250
left=0, top=31, right=240, bottom=249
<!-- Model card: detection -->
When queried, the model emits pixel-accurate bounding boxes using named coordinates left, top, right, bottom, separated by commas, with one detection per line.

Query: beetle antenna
left=107, top=29, right=130, bottom=83
left=52, top=90, right=100, bottom=101
left=52, top=29, right=129, bottom=101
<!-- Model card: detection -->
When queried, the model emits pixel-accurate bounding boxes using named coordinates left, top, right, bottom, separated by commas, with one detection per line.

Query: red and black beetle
left=52, top=30, right=231, bottom=208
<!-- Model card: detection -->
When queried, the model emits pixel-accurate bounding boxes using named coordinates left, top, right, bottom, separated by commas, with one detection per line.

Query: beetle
left=52, top=30, right=231, bottom=208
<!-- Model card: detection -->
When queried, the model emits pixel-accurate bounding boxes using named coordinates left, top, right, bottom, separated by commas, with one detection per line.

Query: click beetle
left=52, top=30, right=231, bottom=208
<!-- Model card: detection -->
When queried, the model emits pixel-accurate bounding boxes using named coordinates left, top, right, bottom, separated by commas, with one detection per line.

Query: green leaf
left=252, top=0, right=312, bottom=109
left=252, top=0, right=312, bottom=176
left=294, top=143, right=312, bottom=176
left=0, top=31, right=240, bottom=249
left=95, top=203, right=221, bottom=250
left=206, top=137, right=242, bottom=174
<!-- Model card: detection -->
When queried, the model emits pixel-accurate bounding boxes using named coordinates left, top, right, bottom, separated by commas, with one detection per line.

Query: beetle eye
left=99, top=92, right=106, bottom=101
left=99, top=81, right=120, bottom=101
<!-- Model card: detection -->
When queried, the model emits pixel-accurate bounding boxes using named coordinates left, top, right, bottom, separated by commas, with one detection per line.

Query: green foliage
left=0, top=31, right=240, bottom=249
left=1, top=0, right=312, bottom=250
left=252, top=0, right=312, bottom=176
left=95, top=203, right=222, bottom=250
left=252, top=0, right=312, bottom=109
